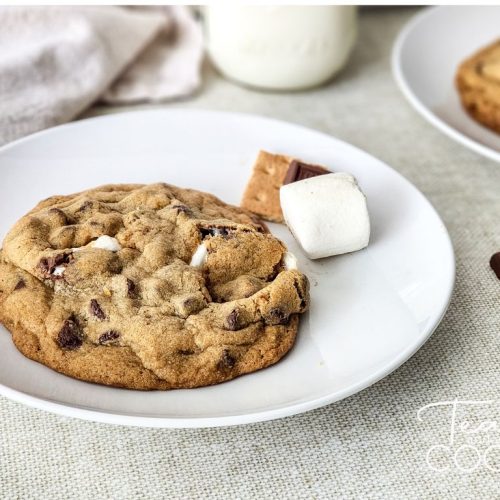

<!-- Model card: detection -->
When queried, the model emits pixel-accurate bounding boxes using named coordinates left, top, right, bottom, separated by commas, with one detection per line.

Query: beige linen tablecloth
left=1, top=8, right=500, bottom=499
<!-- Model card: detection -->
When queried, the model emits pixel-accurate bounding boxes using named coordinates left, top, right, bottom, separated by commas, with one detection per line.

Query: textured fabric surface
left=2, top=7, right=500, bottom=499
left=0, top=6, right=203, bottom=146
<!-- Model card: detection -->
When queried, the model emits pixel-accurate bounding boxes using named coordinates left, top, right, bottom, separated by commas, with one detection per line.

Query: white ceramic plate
left=393, top=6, right=500, bottom=163
left=0, top=110, right=454, bottom=427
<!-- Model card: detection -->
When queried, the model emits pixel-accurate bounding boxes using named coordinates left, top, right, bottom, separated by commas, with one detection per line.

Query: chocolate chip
left=293, top=278, right=307, bottom=310
left=48, top=207, right=69, bottom=224
left=225, top=309, right=241, bottom=331
left=38, top=259, right=50, bottom=274
left=490, top=252, right=500, bottom=279
left=38, top=252, right=73, bottom=279
left=57, top=317, right=83, bottom=350
left=199, top=225, right=234, bottom=239
left=54, top=255, right=70, bottom=269
left=172, top=204, right=193, bottom=216
left=183, top=298, right=196, bottom=308
left=218, top=349, right=236, bottom=370
left=14, top=279, right=26, bottom=291
left=184, top=296, right=207, bottom=313
left=98, top=330, right=120, bottom=345
left=89, top=299, right=106, bottom=320
left=172, top=294, right=206, bottom=319
left=268, top=259, right=284, bottom=281
left=126, top=278, right=136, bottom=298
left=178, top=349, right=195, bottom=356
left=283, top=160, right=330, bottom=185
left=76, top=200, right=93, bottom=212
left=266, top=307, right=290, bottom=325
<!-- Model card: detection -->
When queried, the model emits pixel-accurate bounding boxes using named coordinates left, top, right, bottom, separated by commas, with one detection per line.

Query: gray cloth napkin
left=0, top=6, right=204, bottom=146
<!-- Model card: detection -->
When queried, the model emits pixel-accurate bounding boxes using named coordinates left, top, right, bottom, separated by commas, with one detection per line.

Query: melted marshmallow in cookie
left=283, top=251, right=298, bottom=270
left=91, top=235, right=121, bottom=252
left=190, top=243, right=208, bottom=267
left=52, top=265, right=66, bottom=277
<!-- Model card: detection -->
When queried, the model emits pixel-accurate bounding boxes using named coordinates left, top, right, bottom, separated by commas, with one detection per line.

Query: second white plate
left=393, top=6, right=500, bottom=163
left=0, top=110, right=454, bottom=427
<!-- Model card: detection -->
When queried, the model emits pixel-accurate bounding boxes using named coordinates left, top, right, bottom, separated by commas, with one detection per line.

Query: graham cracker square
left=240, top=150, right=293, bottom=223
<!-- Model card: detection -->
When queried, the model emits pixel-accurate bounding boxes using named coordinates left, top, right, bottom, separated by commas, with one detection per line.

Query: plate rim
left=0, top=108, right=456, bottom=428
left=391, top=5, right=500, bottom=164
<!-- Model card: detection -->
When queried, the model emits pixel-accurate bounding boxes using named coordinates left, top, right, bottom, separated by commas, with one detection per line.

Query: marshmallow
left=280, top=173, right=370, bottom=259
left=52, top=265, right=66, bottom=277
left=92, top=235, right=122, bottom=252
left=190, top=243, right=208, bottom=267
left=283, top=251, right=298, bottom=270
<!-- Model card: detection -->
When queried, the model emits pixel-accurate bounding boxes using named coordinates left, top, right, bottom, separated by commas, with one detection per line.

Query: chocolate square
left=283, top=160, right=331, bottom=185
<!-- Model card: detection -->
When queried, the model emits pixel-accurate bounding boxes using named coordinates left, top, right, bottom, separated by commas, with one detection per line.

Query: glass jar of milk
left=205, top=6, right=358, bottom=90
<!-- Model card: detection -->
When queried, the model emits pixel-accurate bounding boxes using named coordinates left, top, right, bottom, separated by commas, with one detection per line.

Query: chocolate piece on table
left=490, top=252, right=500, bottom=279
left=283, top=160, right=331, bottom=185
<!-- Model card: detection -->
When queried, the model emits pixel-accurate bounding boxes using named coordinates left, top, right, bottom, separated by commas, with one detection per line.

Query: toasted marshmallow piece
left=92, top=235, right=122, bottom=252
left=190, top=243, right=208, bottom=267
left=280, top=173, right=370, bottom=259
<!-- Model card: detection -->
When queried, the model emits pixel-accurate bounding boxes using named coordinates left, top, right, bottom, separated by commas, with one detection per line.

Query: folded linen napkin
left=0, top=6, right=204, bottom=146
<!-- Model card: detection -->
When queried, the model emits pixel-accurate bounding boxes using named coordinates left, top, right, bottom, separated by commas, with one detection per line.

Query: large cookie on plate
left=456, top=39, right=500, bottom=133
left=0, top=183, right=309, bottom=390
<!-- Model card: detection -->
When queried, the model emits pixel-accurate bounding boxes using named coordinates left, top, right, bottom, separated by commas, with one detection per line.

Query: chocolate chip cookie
left=456, top=39, right=500, bottom=133
left=0, top=183, right=309, bottom=390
